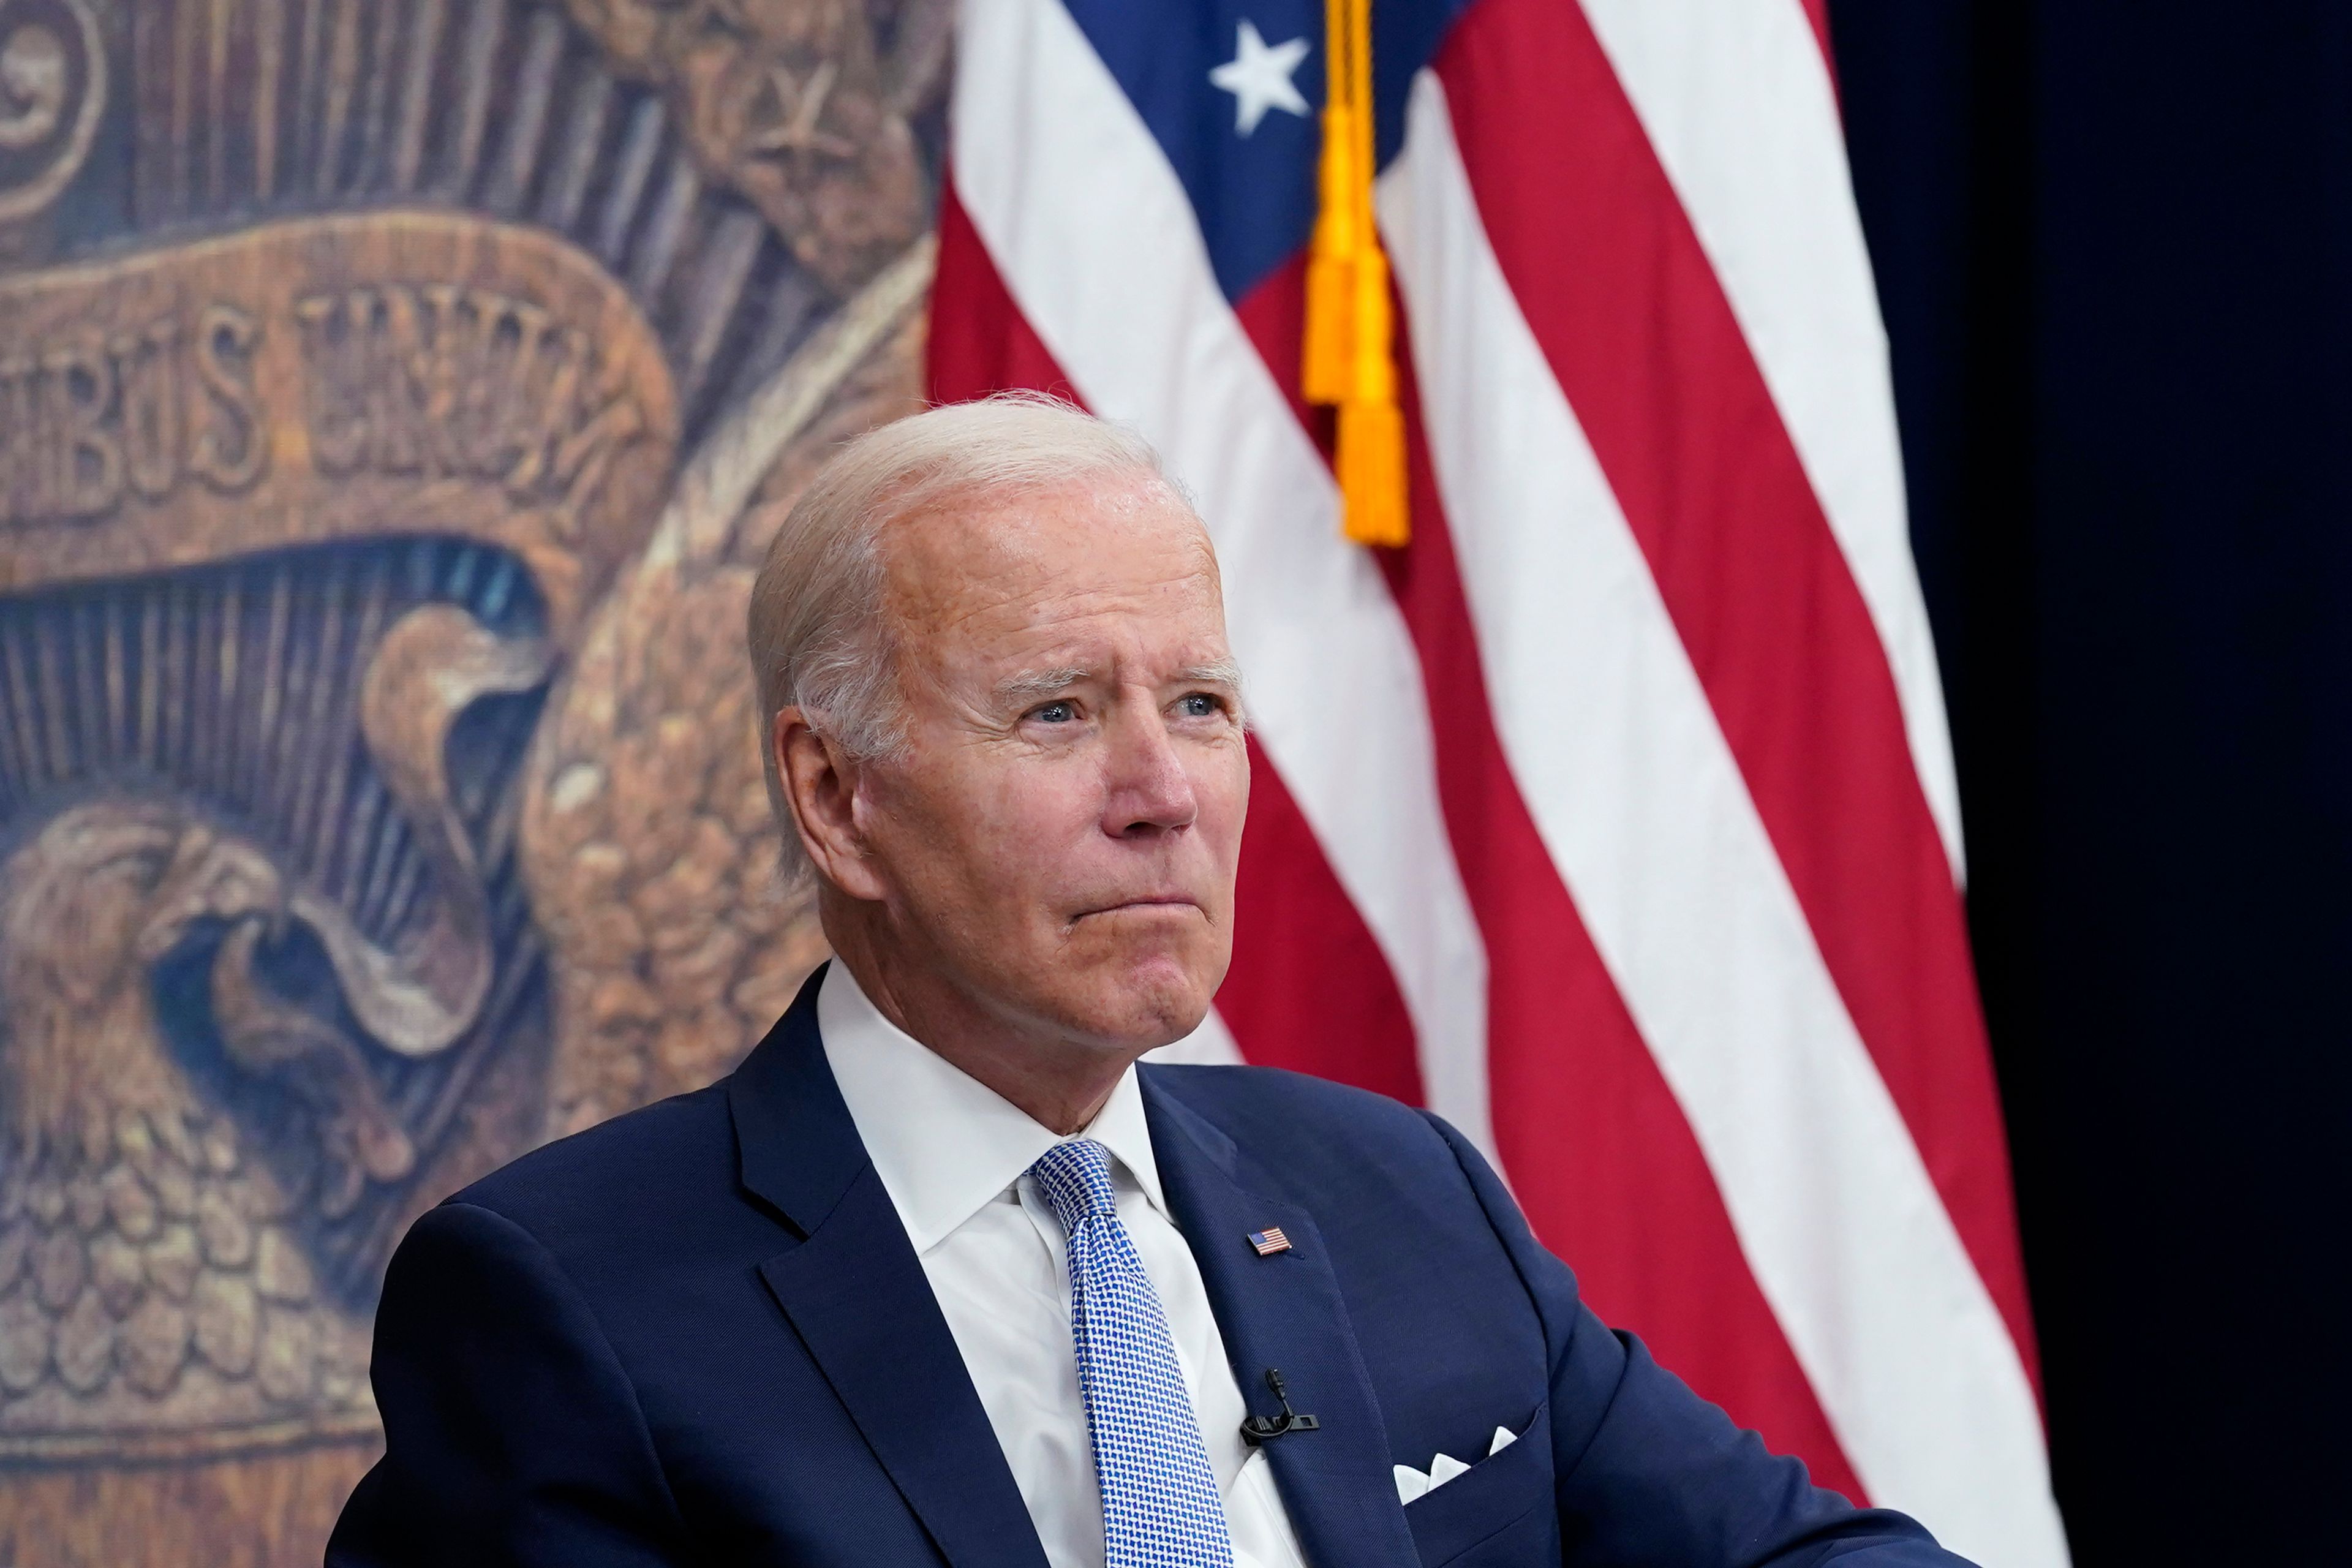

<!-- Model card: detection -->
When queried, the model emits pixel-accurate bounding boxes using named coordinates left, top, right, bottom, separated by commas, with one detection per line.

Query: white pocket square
left=1393, top=1423, right=1518, bottom=1504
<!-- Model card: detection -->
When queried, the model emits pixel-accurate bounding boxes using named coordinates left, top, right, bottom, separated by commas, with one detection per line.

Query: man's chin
left=1039, top=948, right=1222, bottom=1054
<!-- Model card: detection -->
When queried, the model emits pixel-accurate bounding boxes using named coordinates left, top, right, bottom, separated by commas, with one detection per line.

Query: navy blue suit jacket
left=328, top=970, right=1970, bottom=1567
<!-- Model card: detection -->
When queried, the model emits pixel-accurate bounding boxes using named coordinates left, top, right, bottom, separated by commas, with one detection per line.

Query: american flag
left=1247, top=1227, right=1292, bottom=1256
left=927, top=1, right=2065, bottom=1561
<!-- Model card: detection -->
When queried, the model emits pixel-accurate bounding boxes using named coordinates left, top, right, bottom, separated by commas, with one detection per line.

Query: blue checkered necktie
left=1028, top=1138, right=1235, bottom=1568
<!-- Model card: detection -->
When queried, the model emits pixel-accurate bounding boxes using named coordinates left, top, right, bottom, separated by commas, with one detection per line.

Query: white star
left=1208, top=20, right=1311, bottom=137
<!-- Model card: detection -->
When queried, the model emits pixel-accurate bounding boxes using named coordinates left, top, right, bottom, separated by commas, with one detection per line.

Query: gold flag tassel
left=1303, top=0, right=1409, bottom=547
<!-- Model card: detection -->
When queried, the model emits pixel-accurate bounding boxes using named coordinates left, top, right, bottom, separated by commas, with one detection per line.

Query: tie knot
left=1028, top=1137, right=1118, bottom=1234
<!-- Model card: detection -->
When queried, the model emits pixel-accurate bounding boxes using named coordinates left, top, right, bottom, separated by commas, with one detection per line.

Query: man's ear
left=772, top=706, right=891, bottom=902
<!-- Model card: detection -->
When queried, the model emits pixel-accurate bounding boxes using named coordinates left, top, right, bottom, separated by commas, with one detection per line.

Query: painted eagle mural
left=0, top=0, right=943, bottom=1560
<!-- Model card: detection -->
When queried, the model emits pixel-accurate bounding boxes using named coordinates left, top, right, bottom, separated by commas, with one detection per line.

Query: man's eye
left=1178, top=693, right=1221, bottom=718
left=1032, top=701, right=1077, bottom=724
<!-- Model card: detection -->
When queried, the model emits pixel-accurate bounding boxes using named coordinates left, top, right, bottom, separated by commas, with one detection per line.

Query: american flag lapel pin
left=1247, top=1227, right=1292, bottom=1256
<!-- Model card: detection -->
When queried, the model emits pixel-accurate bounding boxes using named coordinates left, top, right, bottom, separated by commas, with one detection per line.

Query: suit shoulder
left=445, top=1079, right=737, bottom=1242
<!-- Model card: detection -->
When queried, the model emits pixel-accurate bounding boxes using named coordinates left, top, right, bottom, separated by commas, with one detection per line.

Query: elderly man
left=328, top=398, right=1971, bottom=1567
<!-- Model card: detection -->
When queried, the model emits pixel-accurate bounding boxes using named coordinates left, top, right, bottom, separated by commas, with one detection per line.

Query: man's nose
left=1103, top=706, right=1198, bottom=838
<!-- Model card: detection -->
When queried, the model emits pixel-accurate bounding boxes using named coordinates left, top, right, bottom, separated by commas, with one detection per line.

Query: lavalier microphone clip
left=1239, top=1367, right=1321, bottom=1446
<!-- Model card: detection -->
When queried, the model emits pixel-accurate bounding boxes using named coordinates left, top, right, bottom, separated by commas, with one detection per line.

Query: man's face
left=853, top=472, right=1248, bottom=1052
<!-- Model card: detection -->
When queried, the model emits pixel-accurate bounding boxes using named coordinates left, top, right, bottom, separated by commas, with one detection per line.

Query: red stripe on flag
left=1431, top=0, right=2038, bottom=1388
left=929, top=183, right=1425, bottom=1104
left=1801, top=0, right=1834, bottom=85
left=1221, top=736, right=1425, bottom=1102
left=931, top=180, right=1081, bottom=402
left=1233, top=262, right=1868, bottom=1495
left=1229, top=249, right=1325, bottom=447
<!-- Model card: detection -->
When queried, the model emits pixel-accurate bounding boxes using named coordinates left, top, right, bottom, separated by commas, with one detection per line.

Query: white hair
left=747, top=391, right=1196, bottom=883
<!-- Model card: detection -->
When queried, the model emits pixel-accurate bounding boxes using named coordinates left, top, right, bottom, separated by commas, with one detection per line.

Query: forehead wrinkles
left=880, top=478, right=1221, bottom=655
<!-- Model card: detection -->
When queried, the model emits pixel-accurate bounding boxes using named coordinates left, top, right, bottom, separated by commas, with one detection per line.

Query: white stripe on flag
left=1572, top=0, right=1966, bottom=880
left=951, top=0, right=1495, bottom=1155
left=1381, top=72, right=2064, bottom=1568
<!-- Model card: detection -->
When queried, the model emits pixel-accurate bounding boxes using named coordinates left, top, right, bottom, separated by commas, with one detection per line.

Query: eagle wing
left=519, top=238, right=935, bottom=1141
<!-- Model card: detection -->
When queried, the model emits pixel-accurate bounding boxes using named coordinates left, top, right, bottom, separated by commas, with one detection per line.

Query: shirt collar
left=816, top=962, right=1168, bottom=1254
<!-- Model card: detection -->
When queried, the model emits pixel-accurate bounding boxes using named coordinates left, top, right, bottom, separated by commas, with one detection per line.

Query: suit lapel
left=1141, top=1073, right=1422, bottom=1568
left=729, top=969, right=1049, bottom=1568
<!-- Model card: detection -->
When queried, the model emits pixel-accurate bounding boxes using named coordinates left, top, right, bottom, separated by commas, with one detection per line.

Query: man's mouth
left=1073, top=895, right=1202, bottom=919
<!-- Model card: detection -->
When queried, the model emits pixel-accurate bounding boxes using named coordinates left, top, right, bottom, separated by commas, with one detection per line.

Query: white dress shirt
left=818, top=964, right=1310, bottom=1568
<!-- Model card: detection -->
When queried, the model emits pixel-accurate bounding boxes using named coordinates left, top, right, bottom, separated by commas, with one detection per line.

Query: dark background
left=1830, top=3, right=2351, bottom=1562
